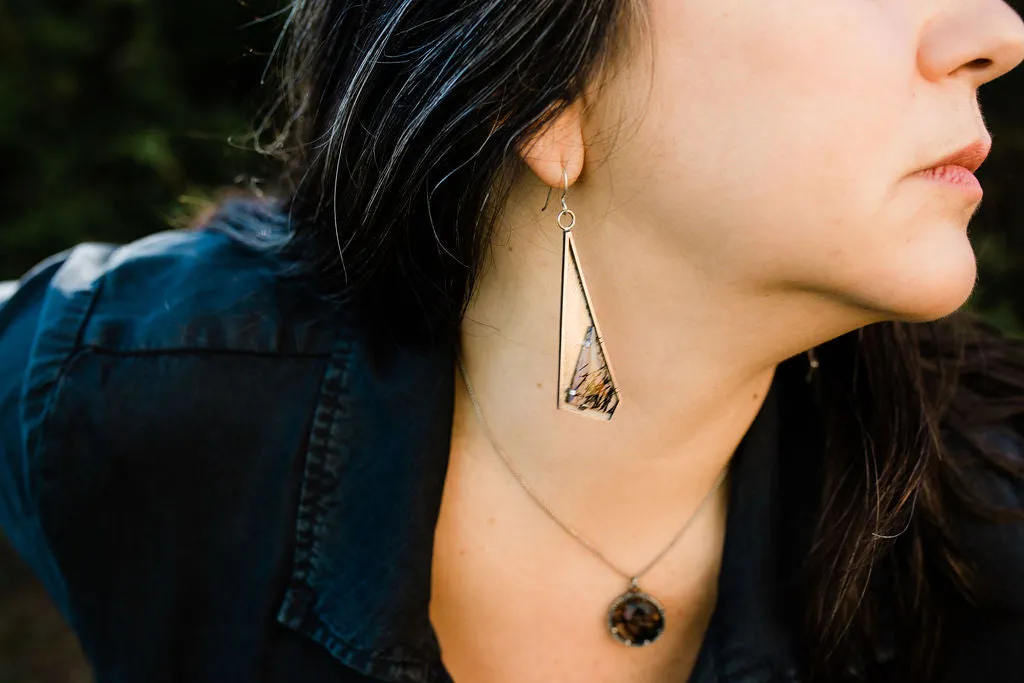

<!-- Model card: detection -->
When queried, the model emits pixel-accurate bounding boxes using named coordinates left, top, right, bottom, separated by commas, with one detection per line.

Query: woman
left=3, top=1, right=1024, bottom=681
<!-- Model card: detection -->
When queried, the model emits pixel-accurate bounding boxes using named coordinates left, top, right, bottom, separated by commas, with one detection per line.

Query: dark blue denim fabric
left=0, top=197, right=1022, bottom=683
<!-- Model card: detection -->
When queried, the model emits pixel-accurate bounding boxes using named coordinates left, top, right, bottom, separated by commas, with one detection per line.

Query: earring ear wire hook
left=560, top=167, right=569, bottom=212
left=540, top=166, right=571, bottom=212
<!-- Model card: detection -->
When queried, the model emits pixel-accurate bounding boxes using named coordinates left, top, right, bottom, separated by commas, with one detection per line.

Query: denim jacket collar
left=273, top=332, right=459, bottom=683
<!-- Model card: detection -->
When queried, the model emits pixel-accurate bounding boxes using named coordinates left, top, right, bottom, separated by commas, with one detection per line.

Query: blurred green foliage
left=0, top=0, right=278, bottom=274
left=0, top=0, right=1022, bottom=335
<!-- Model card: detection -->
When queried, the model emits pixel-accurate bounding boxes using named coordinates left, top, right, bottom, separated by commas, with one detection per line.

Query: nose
left=918, top=0, right=1024, bottom=86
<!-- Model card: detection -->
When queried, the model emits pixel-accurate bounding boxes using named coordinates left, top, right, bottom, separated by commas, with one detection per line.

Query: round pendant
left=607, top=580, right=666, bottom=647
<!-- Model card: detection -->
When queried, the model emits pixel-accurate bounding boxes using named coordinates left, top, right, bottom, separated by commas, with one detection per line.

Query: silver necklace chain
left=456, top=353, right=732, bottom=585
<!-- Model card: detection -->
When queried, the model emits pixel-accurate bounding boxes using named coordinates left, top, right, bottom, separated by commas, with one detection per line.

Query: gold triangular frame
left=557, top=230, right=621, bottom=420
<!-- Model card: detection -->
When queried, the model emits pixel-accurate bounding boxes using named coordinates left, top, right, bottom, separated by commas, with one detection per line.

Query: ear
left=516, top=99, right=586, bottom=191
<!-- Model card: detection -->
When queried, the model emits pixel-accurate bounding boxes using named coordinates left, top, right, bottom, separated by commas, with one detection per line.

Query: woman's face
left=578, top=0, right=1024, bottom=325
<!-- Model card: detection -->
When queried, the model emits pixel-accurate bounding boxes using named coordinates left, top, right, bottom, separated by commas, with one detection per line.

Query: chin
left=837, top=229, right=978, bottom=324
left=881, top=247, right=979, bottom=323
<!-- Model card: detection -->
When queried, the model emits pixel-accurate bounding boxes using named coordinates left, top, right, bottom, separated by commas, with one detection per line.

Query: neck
left=453, top=172, right=857, bottom=535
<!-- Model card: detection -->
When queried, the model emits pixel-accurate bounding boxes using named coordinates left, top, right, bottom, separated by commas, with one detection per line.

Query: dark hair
left=235, top=2, right=1024, bottom=681
left=252, top=0, right=648, bottom=349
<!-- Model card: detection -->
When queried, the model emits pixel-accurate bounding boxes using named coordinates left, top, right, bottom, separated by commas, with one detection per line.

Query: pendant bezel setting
left=607, top=581, right=667, bottom=647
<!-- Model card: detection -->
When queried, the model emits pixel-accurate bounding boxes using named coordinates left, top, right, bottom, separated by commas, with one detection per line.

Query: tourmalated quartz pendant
left=557, top=229, right=621, bottom=420
left=607, top=579, right=666, bottom=647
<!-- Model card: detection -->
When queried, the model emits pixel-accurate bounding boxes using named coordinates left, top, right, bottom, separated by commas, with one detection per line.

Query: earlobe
left=516, top=99, right=586, bottom=190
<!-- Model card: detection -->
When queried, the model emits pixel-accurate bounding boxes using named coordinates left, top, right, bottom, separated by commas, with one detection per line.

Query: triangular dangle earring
left=544, top=167, right=622, bottom=420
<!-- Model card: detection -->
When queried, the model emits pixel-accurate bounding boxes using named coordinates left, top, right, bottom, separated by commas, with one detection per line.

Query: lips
left=912, top=139, right=989, bottom=201
left=921, top=139, right=992, bottom=174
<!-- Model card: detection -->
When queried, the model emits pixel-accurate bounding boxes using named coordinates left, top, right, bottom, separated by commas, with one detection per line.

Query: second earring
left=554, top=168, right=621, bottom=420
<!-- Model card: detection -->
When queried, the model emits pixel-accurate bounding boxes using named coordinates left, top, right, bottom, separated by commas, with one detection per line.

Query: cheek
left=624, top=0, right=926, bottom=280
left=604, top=0, right=977, bottom=319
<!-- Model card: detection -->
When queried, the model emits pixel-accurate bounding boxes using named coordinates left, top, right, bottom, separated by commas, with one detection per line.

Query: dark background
left=0, top=1, right=1022, bottom=680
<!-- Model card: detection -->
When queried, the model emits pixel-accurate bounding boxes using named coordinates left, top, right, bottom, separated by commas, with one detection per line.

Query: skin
left=432, top=1, right=1024, bottom=679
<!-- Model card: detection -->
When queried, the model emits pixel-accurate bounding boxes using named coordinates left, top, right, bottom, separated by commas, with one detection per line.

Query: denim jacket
left=1, top=197, right=1022, bottom=683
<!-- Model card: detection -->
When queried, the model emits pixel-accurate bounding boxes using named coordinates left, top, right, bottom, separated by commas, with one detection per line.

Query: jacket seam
left=23, top=254, right=110, bottom=498
left=20, top=254, right=111, bottom=614
left=272, top=337, right=441, bottom=682
left=275, top=341, right=352, bottom=625
left=73, top=345, right=334, bottom=359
